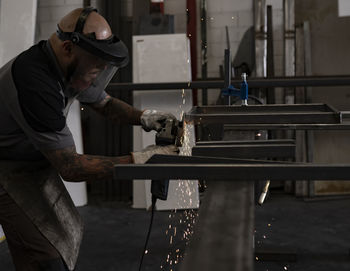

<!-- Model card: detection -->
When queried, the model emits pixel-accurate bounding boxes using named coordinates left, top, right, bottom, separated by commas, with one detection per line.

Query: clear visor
left=68, top=46, right=115, bottom=92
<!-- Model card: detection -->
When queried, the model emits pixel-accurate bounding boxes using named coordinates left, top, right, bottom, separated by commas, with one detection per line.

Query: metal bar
left=192, top=144, right=296, bottom=159
left=196, top=139, right=295, bottom=145
left=267, top=5, right=275, bottom=104
left=114, top=164, right=350, bottom=180
left=146, top=154, right=291, bottom=165
left=106, top=76, right=350, bottom=91
left=200, top=0, right=208, bottom=105
left=184, top=104, right=342, bottom=124
left=179, top=181, right=254, bottom=271
left=283, top=0, right=296, bottom=104
left=187, top=0, right=198, bottom=106
left=185, top=113, right=340, bottom=125
left=222, top=123, right=350, bottom=130
left=224, top=49, right=231, bottom=89
left=255, top=0, right=267, bottom=78
left=188, top=103, right=335, bottom=113
left=304, top=21, right=315, bottom=198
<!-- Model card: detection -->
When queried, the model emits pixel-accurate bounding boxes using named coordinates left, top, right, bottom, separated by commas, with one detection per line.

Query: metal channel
left=179, top=181, right=254, bottom=271
left=196, top=139, right=295, bottom=146
left=188, top=103, right=336, bottom=113
left=222, top=123, right=350, bottom=130
left=184, top=104, right=341, bottom=125
left=114, top=164, right=350, bottom=180
left=192, top=144, right=295, bottom=159
left=106, top=76, right=350, bottom=91
left=146, top=154, right=290, bottom=165
left=186, top=112, right=340, bottom=124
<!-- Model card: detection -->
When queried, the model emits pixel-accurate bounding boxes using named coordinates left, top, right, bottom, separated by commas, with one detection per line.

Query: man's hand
left=132, top=145, right=178, bottom=164
left=140, top=110, right=176, bottom=132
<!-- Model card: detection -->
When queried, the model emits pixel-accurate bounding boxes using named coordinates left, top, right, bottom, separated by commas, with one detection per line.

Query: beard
left=66, top=58, right=96, bottom=91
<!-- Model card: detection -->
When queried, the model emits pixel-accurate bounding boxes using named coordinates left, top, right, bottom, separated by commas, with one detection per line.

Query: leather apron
left=0, top=59, right=83, bottom=271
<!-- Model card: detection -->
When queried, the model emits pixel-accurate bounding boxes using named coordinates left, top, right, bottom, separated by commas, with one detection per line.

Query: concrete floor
left=1, top=192, right=350, bottom=271
left=255, top=192, right=350, bottom=271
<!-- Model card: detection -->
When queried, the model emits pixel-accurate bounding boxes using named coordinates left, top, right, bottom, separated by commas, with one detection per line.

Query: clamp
left=221, top=48, right=248, bottom=106
left=221, top=73, right=248, bottom=106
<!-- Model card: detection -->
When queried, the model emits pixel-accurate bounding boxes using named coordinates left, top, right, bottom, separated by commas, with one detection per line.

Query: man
left=0, top=7, right=177, bottom=271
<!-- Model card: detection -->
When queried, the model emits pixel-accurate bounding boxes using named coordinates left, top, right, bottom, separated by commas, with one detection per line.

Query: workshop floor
left=1, top=192, right=350, bottom=271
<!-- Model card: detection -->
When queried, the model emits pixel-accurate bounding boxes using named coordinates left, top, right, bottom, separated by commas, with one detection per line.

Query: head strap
left=55, top=7, right=129, bottom=67
left=74, top=7, right=98, bottom=33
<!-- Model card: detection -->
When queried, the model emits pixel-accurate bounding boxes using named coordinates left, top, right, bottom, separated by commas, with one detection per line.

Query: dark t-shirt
left=0, top=40, right=114, bottom=157
left=0, top=40, right=114, bottom=194
left=12, top=40, right=67, bottom=133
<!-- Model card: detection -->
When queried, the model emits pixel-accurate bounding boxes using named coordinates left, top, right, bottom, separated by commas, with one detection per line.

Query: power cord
left=138, top=195, right=157, bottom=271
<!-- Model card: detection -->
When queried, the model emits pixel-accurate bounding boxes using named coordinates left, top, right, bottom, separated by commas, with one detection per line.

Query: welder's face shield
left=57, top=26, right=129, bottom=91
left=67, top=47, right=114, bottom=91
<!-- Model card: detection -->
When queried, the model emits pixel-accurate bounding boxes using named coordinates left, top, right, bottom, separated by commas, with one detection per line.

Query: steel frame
left=114, top=162, right=350, bottom=181
left=184, top=103, right=341, bottom=125
left=106, top=76, right=350, bottom=92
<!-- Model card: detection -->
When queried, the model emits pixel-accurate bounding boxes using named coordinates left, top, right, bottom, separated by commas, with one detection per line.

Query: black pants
left=0, top=193, right=69, bottom=271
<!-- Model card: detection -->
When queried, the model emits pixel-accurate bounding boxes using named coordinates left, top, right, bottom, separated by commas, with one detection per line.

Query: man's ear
left=61, top=40, right=74, bottom=57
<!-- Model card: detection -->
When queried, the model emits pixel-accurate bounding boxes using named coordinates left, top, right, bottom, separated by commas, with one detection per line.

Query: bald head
left=58, top=8, right=112, bottom=40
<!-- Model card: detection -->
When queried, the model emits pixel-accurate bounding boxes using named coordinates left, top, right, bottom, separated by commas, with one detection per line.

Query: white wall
left=0, top=0, right=38, bottom=243
left=338, top=0, right=350, bottom=17
left=0, top=0, right=37, bottom=66
left=164, top=0, right=284, bottom=105
left=36, top=0, right=83, bottom=42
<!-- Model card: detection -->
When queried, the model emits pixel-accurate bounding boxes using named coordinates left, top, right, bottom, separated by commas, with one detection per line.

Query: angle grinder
left=155, top=118, right=184, bottom=147
left=151, top=118, right=184, bottom=201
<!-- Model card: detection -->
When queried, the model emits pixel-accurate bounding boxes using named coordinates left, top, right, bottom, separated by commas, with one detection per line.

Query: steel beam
left=222, top=123, right=350, bottom=130
left=146, top=154, right=289, bottom=165
left=184, top=104, right=341, bottom=125
left=195, top=139, right=295, bottom=145
left=192, top=144, right=295, bottom=159
left=179, top=181, right=254, bottom=271
left=106, top=76, right=350, bottom=92
left=114, top=163, right=350, bottom=180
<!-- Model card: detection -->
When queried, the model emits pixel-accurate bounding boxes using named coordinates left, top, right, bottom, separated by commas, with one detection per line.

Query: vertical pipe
left=283, top=0, right=296, bottom=194
left=200, top=0, right=208, bottom=105
left=283, top=0, right=295, bottom=104
left=254, top=0, right=267, bottom=104
left=187, top=0, right=198, bottom=106
left=294, top=23, right=308, bottom=197
left=254, top=0, right=267, bottom=78
left=224, top=49, right=231, bottom=105
left=266, top=5, right=275, bottom=104
left=304, top=21, right=314, bottom=197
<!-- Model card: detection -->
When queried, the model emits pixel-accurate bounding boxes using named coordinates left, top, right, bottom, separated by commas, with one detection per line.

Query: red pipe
left=150, top=0, right=164, bottom=14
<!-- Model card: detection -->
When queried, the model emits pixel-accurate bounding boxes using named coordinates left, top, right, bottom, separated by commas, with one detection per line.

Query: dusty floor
left=1, top=192, right=350, bottom=271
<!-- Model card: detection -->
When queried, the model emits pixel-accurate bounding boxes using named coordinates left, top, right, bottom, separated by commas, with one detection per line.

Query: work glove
left=132, top=145, right=179, bottom=164
left=140, top=109, right=177, bottom=132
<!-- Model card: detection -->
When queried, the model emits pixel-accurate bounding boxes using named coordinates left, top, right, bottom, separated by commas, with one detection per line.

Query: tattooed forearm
left=92, top=95, right=142, bottom=125
left=42, top=146, right=132, bottom=182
